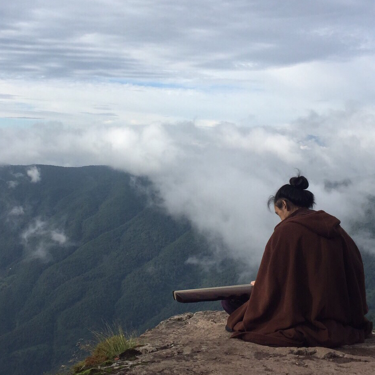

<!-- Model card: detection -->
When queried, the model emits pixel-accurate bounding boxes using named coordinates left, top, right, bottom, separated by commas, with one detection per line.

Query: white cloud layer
left=0, top=1, right=374, bottom=126
left=1, top=1, right=375, bottom=263
left=0, top=1, right=374, bottom=79
left=3, top=107, right=375, bottom=262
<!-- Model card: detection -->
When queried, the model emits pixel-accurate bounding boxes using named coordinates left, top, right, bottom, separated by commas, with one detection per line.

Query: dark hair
left=267, top=175, right=315, bottom=209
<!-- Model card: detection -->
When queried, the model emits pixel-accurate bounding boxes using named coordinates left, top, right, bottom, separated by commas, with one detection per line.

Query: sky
left=1, top=0, right=374, bottom=126
left=1, top=0, right=375, bottom=264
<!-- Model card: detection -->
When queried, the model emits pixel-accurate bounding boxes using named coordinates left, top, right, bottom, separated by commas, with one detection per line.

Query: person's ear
left=282, top=200, right=288, bottom=210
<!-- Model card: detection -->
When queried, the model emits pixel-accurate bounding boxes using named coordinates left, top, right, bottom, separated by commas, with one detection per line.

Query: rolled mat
left=173, top=284, right=253, bottom=303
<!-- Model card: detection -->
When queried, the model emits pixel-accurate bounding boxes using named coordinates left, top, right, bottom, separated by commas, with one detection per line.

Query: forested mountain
left=0, top=165, right=248, bottom=375
left=0, top=165, right=373, bottom=375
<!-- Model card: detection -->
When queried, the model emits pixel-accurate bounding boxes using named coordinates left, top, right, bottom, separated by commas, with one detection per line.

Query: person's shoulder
left=267, top=221, right=304, bottom=255
left=272, top=219, right=305, bottom=241
left=274, top=217, right=305, bottom=232
left=277, top=209, right=342, bottom=239
left=273, top=210, right=315, bottom=237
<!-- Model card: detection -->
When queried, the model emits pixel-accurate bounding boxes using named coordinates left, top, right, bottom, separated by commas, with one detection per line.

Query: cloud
left=2, top=106, right=375, bottom=263
left=352, top=231, right=375, bottom=255
left=51, top=231, right=67, bottom=245
left=1, top=2, right=374, bottom=129
left=6, top=205, right=26, bottom=227
left=0, top=0, right=373, bottom=164
left=6, top=172, right=25, bottom=188
left=9, top=206, right=25, bottom=216
left=0, top=1, right=373, bottom=268
left=0, top=1, right=373, bottom=81
left=324, top=179, right=352, bottom=192
left=26, top=166, right=41, bottom=183
left=21, top=218, right=47, bottom=242
left=7, top=180, right=18, bottom=188
left=21, top=218, right=69, bottom=261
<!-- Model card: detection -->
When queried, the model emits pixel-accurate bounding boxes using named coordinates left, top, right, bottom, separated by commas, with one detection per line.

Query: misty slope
left=0, top=165, right=374, bottom=375
left=0, top=165, right=246, bottom=375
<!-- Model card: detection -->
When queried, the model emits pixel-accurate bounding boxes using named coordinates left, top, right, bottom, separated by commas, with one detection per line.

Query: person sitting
left=224, top=175, right=373, bottom=347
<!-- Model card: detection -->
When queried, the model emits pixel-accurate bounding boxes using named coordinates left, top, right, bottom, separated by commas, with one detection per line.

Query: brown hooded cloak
left=227, top=209, right=373, bottom=347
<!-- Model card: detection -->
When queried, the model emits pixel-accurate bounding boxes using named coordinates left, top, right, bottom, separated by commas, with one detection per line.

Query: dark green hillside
left=0, top=165, right=248, bottom=375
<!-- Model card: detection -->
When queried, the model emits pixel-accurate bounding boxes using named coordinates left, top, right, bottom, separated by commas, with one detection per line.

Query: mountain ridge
left=0, top=165, right=248, bottom=375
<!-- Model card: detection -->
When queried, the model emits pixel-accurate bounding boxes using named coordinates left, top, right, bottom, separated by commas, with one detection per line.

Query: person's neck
left=284, top=205, right=300, bottom=219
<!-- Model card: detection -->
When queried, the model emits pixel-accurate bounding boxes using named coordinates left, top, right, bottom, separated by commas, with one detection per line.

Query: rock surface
left=107, top=311, right=375, bottom=375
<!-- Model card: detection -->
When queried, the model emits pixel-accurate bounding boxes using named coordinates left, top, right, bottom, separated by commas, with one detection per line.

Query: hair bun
left=289, top=176, right=309, bottom=190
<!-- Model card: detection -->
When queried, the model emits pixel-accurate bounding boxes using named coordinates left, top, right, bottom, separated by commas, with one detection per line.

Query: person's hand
left=250, top=280, right=256, bottom=286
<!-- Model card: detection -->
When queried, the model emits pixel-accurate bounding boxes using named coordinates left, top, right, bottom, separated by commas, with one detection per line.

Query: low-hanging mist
left=1, top=106, right=375, bottom=262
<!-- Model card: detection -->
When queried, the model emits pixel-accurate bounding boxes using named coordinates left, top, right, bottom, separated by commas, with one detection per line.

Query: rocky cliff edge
left=99, top=311, right=375, bottom=374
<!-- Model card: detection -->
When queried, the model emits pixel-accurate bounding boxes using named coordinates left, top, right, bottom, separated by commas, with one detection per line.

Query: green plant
left=72, top=324, right=137, bottom=374
left=91, top=324, right=137, bottom=361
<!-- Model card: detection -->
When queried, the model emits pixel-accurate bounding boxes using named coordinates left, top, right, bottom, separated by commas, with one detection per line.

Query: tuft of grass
left=72, top=324, right=137, bottom=374
left=72, top=360, right=86, bottom=374
left=91, top=324, right=136, bottom=361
